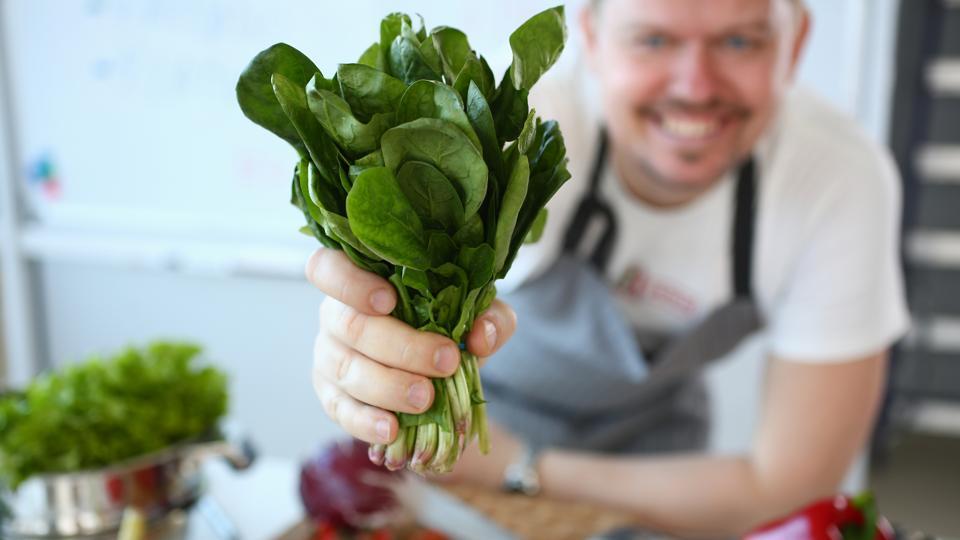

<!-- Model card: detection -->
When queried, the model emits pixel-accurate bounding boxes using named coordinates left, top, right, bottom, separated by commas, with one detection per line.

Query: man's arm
left=536, top=352, right=887, bottom=538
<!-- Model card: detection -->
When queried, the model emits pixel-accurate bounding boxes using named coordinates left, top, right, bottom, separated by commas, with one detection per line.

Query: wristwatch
left=502, top=440, right=543, bottom=496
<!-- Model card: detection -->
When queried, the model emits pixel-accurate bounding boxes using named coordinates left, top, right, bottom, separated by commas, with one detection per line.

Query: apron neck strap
left=732, top=157, right=757, bottom=299
left=563, top=128, right=758, bottom=300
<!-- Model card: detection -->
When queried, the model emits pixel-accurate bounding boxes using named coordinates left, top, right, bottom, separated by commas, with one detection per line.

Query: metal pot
left=1, top=430, right=255, bottom=539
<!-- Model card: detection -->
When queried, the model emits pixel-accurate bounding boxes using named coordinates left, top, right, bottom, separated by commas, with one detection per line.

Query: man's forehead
left=595, top=0, right=798, bottom=31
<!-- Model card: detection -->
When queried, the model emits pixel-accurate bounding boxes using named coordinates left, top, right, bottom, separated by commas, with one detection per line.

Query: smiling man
left=304, top=0, right=909, bottom=535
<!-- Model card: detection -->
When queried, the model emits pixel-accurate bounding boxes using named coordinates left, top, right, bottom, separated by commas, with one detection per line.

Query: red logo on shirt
left=614, top=265, right=697, bottom=315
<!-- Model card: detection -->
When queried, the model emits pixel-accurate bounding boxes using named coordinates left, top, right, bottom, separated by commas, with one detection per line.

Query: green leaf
left=524, top=208, right=548, bottom=244
left=389, top=36, right=442, bottom=85
left=306, top=83, right=395, bottom=158
left=321, top=210, right=379, bottom=260
left=357, top=42, right=383, bottom=70
left=396, top=80, right=482, bottom=151
left=336, top=63, right=407, bottom=122
left=494, top=153, right=529, bottom=273
left=270, top=72, right=342, bottom=189
left=381, top=117, right=488, bottom=221
left=308, top=162, right=345, bottom=216
left=348, top=150, right=384, bottom=183
left=291, top=168, right=340, bottom=249
left=508, top=6, right=567, bottom=92
left=453, top=54, right=495, bottom=105
left=402, top=267, right=432, bottom=297
left=433, top=285, right=462, bottom=329
left=271, top=73, right=340, bottom=190
left=430, top=27, right=471, bottom=83
left=517, top=109, right=538, bottom=155
left=419, top=38, right=443, bottom=76
left=452, top=288, right=482, bottom=343
left=396, top=160, right=465, bottom=232
left=491, top=69, right=530, bottom=144
left=474, top=282, right=497, bottom=317
left=389, top=272, right=416, bottom=324
left=501, top=120, right=570, bottom=276
left=457, top=244, right=495, bottom=291
left=380, top=13, right=413, bottom=75
left=452, top=213, right=484, bottom=248
left=346, top=166, right=431, bottom=270
left=427, top=232, right=458, bottom=269
left=465, top=82, right=504, bottom=185
left=236, top=43, right=320, bottom=153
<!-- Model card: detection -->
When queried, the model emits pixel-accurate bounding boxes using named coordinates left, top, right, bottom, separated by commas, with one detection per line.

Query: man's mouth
left=642, top=106, right=748, bottom=145
left=660, top=115, right=721, bottom=140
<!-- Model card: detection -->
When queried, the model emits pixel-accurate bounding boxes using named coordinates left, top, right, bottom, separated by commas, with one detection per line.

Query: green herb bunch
left=236, top=7, right=570, bottom=473
left=0, top=342, right=228, bottom=489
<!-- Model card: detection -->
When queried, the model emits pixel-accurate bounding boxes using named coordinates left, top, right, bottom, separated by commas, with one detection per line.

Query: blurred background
left=1, top=0, right=959, bottom=537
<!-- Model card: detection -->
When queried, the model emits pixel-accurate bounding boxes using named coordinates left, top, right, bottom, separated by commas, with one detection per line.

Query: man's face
left=582, top=0, right=808, bottom=193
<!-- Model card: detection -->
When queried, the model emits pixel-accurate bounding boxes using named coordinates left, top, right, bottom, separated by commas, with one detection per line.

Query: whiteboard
left=2, top=0, right=564, bottom=240
left=2, top=0, right=879, bottom=243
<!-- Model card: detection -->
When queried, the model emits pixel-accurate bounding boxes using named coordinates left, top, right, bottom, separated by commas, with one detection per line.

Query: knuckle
left=337, top=306, right=368, bottom=344
left=334, top=347, right=354, bottom=383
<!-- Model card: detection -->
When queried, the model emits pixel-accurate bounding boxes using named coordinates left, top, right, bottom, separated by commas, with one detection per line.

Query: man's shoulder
left=765, top=87, right=900, bottom=198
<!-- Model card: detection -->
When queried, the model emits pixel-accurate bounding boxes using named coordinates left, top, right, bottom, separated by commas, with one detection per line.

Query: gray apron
left=482, top=132, right=763, bottom=454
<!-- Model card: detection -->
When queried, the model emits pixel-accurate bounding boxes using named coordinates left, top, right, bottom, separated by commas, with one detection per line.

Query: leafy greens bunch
left=236, top=7, right=570, bottom=474
left=0, top=342, right=227, bottom=489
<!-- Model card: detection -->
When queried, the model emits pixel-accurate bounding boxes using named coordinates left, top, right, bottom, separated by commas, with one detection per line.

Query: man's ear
left=788, top=7, right=811, bottom=75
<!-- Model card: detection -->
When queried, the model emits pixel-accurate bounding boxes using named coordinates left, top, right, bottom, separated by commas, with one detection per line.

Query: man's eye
left=723, top=35, right=756, bottom=50
left=635, top=34, right=670, bottom=49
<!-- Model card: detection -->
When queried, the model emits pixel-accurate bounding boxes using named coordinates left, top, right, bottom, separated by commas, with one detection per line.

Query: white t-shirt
left=501, top=67, right=910, bottom=363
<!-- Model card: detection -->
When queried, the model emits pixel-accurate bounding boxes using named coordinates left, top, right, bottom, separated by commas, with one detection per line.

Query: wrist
left=502, top=439, right=544, bottom=496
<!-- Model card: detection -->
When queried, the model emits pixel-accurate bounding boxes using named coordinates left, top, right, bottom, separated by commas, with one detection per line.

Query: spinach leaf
left=452, top=213, right=485, bottom=248
left=494, top=153, right=529, bottom=273
left=524, top=208, right=548, bottom=244
left=465, top=81, right=504, bottom=186
left=270, top=72, right=342, bottom=188
left=457, top=244, right=495, bottom=291
left=306, top=84, right=395, bottom=158
left=381, top=118, right=488, bottom=221
left=236, top=43, right=320, bottom=153
left=337, top=63, right=407, bottom=122
left=357, top=42, right=383, bottom=69
left=508, top=6, right=567, bottom=92
left=346, top=166, right=431, bottom=270
left=490, top=70, right=529, bottom=144
left=389, top=36, right=442, bottom=85
left=396, top=80, right=482, bottom=151
left=396, top=160, right=465, bottom=232
left=380, top=13, right=413, bottom=74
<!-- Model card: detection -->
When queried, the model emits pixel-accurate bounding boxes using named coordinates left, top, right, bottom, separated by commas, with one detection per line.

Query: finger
left=313, top=374, right=398, bottom=445
left=465, top=298, right=517, bottom=358
left=320, top=299, right=461, bottom=377
left=305, top=248, right=396, bottom=315
left=314, top=333, right=435, bottom=414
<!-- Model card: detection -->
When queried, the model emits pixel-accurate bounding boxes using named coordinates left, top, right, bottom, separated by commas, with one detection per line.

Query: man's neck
left=610, top=146, right=716, bottom=209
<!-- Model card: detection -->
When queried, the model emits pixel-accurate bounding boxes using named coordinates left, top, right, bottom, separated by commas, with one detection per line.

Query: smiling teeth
left=662, top=117, right=719, bottom=139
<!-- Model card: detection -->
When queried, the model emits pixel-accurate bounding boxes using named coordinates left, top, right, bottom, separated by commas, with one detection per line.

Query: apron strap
left=562, top=128, right=758, bottom=300
left=732, top=157, right=756, bottom=299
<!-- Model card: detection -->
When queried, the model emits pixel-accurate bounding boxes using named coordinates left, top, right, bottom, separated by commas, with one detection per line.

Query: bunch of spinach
left=0, top=342, right=228, bottom=489
left=236, top=7, right=570, bottom=473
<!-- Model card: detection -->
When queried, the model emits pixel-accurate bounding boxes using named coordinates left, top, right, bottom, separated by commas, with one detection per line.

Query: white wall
left=3, top=0, right=900, bottom=464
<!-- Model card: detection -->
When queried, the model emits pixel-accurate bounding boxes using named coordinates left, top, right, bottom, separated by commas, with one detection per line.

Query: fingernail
left=370, top=289, right=393, bottom=314
left=482, top=319, right=498, bottom=351
left=433, top=345, right=459, bottom=375
left=375, top=420, right=391, bottom=443
left=407, top=381, right=431, bottom=410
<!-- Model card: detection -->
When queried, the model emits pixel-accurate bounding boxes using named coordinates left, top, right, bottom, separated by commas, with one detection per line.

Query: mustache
left=636, top=100, right=750, bottom=118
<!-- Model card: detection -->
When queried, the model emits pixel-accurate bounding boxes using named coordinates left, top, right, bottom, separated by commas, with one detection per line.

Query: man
left=305, top=0, right=909, bottom=535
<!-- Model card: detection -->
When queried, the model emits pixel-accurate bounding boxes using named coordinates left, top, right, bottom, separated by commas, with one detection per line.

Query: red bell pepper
left=744, top=493, right=895, bottom=540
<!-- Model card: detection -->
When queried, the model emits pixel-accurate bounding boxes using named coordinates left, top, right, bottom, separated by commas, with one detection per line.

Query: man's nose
left=669, top=43, right=720, bottom=104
